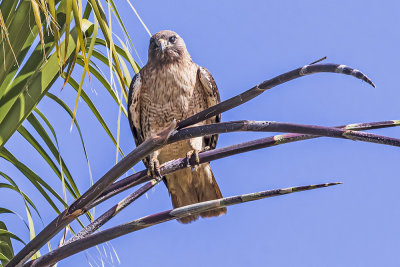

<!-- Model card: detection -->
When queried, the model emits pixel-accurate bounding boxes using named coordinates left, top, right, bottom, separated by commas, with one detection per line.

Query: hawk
left=128, top=30, right=226, bottom=223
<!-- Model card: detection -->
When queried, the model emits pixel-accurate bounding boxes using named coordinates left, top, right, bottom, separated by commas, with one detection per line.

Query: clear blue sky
left=3, top=0, right=400, bottom=266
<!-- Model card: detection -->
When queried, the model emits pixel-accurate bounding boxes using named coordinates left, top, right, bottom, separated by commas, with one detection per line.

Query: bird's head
left=148, top=30, right=189, bottom=63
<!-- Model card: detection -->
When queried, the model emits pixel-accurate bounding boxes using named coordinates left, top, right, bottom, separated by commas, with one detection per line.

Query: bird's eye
left=169, top=36, right=176, bottom=43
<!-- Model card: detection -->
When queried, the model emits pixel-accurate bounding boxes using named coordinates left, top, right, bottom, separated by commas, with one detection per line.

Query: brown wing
left=128, top=72, right=151, bottom=168
left=127, top=72, right=143, bottom=146
left=197, top=66, right=221, bottom=150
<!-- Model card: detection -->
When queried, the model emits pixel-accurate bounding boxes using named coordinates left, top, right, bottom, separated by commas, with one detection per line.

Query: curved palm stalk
left=177, top=63, right=375, bottom=130
left=168, top=120, right=399, bottom=145
left=24, top=182, right=342, bottom=267
left=7, top=62, right=376, bottom=266
left=11, top=118, right=400, bottom=266
left=65, top=120, right=400, bottom=242
left=92, top=119, right=400, bottom=208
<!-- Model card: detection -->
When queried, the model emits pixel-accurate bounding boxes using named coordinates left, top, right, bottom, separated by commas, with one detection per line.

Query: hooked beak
left=156, top=38, right=169, bottom=53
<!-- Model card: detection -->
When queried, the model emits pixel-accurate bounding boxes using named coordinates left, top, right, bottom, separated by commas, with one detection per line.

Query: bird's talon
left=148, top=158, right=161, bottom=179
left=186, top=149, right=200, bottom=170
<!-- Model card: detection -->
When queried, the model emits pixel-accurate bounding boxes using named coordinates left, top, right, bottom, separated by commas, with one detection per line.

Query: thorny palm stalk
left=8, top=63, right=377, bottom=266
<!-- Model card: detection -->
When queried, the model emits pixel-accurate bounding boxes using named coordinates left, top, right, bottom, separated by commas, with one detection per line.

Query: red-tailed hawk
left=128, top=30, right=226, bottom=223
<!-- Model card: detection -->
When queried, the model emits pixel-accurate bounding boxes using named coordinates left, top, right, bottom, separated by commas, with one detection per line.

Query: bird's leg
left=187, top=137, right=203, bottom=171
left=148, top=150, right=162, bottom=179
